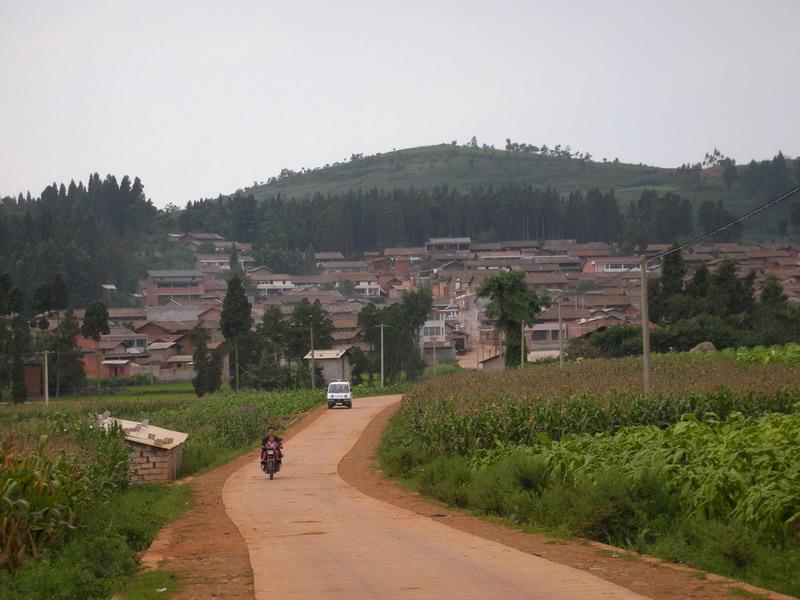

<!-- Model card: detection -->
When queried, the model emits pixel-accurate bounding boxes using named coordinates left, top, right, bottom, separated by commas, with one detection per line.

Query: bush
left=0, top=484, right=190, bottom=600
left=417, top=456, right=472, bottom=507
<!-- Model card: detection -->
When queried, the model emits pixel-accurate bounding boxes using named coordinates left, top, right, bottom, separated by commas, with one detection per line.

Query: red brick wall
left=24, top=364, right=43, bottom=397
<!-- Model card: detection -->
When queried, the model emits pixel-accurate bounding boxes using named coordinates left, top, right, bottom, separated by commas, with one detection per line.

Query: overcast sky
left=1, top=1, right=798, bottom=207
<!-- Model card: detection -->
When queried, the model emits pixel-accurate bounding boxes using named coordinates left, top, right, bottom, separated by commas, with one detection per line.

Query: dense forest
left=0, top=174, right=193, bottom=308
left=180, top=185, right=741, bottom=256
left=1, top=151, right=798, bottom=309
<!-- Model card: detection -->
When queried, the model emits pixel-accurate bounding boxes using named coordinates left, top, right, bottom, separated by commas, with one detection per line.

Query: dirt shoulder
left=139, top=404, right=327, bottom=600
left=338, top=401, right=794, bottom=600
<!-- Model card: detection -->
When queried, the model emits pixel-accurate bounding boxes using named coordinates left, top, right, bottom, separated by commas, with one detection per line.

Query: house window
left=423, top=326, right=442, bottom=337
left=532, top=331, right=548, bottom=342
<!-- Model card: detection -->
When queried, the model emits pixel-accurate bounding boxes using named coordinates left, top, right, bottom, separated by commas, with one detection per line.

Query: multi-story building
left=141, top=270, right=205, bottom=306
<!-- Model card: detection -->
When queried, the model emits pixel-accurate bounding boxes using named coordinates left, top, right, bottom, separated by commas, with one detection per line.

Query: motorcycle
left=260, top=441, right=282, bottom=480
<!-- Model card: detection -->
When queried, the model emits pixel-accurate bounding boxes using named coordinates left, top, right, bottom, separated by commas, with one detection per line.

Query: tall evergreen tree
left=51, top=309, right=86, bottom=396
left=189, top=322, right=221, bottom=397
left=81, top=300, right=110, bottom=385
left=220, top=274, right=252, bottom=391
left=50, top=273, right=69, bottom=319
left=660, top=245, right=687, bottom=297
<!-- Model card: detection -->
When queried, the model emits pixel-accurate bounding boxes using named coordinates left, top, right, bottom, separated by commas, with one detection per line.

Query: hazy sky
left=1, top=1, right=798, bottom=207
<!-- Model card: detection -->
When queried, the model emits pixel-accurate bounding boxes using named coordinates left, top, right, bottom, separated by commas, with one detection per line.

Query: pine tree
left=660, top=245, right=687, bottom=298
left=189, top=322, right=212, bottom=397
left=229, top=244, right=242, bottom=274
left=52, top=309, right=86, bottom=396
left=50, top=273, right=69, bottom=319
left=81, top=300, right=110, bottom=386
left=32, top=283, right=52, bottom=330
left=220, top=274, right=252, bottom=391
left=10, top=316, right=30, bottom=404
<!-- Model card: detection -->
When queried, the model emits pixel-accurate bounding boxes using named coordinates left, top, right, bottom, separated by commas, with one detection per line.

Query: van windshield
left=329, top=383, right=350, bottom=393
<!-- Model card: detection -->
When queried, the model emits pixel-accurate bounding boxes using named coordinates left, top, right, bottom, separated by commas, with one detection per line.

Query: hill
left=240, top=144, right=737, bottom=206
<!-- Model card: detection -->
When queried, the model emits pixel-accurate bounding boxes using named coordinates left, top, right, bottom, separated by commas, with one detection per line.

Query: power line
left=646, top=184, right=800, bottom=266
left=573, top=184, right=800, bottom=292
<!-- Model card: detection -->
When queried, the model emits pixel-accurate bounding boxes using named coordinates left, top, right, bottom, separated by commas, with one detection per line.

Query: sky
left=1, top=0, right=798, bottom=207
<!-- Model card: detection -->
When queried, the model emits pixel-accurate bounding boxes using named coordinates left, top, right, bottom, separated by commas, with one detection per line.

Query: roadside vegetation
left=379, top=350, right=800, bottom=596
left=0, top=387, right=324, bottom=598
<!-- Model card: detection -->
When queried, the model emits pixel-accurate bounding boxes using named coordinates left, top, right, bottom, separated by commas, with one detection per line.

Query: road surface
left=223, top=395, right=648, bottom=600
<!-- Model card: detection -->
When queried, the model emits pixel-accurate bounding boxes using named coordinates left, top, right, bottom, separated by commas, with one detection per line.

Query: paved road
left=223, top=395, right=648, bottom=600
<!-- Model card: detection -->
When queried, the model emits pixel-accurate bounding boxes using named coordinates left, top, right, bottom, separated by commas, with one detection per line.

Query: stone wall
left=128, top=442, right=182, bottom=483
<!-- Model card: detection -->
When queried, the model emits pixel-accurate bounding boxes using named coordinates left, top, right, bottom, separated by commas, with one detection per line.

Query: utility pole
left=380, top=323, right=384, bottom=389
left=640, top=256, right=651, bottom=394
left=433, top=339, right=437, bottom=377
left=42, top=351, right=49, bottom=407
left=558, top=296, right=564, bottom=369
left=310, top=319, right=316, bottom=390
left=520, top=320, right=525, bottom=368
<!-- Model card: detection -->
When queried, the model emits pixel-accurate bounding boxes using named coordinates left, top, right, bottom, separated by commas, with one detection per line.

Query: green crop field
left=380, top=350, right=800, bottom=596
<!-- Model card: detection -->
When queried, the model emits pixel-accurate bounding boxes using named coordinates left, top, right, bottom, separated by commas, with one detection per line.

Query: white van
left=327, top=381, right=352, bottom=409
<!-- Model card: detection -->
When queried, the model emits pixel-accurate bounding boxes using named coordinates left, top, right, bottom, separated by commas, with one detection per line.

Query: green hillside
left=241, top=144, right=739, bottom=207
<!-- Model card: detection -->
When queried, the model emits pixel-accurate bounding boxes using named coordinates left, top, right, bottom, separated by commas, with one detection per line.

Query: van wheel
left=328, top=403, right=334, bottom=409
left=346, top=402, right=352, bottom=409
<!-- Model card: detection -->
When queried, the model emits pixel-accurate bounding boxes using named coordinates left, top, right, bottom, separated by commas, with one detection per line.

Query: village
left=19, top=230, right=797, bottom=391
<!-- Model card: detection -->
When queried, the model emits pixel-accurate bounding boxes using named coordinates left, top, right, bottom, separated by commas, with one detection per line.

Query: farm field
left=0, top=382, right=201, bottom=416
left=0, top=387, right=325, bottom=598
left=380, top=350, right=800, bottom=597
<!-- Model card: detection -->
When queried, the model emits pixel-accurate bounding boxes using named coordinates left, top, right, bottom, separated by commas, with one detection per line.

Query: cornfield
left=0, top=436, right=89, bottom=571
left=402, top=354, right=800, bottom=455
left=470, top=411, right=800, bottom=543
left=721, top=343, right=800, bottom=365
left=0, top=388, right=323, bottom=571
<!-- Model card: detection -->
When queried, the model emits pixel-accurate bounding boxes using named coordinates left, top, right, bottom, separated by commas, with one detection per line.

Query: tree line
left=0, top=174, right=193, bottom=310
left=179, top=185, right=743, bottom=258
left=3, top=151, right=799, bottom=310
left=0, top=270, right=88, bottom=402
left=585, top=249, right=800, bottom=358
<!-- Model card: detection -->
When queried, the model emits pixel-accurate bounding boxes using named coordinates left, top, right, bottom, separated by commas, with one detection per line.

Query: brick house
left=99, top=416, right=188, bottom=483
left=141, top=270, right=205, bottom=306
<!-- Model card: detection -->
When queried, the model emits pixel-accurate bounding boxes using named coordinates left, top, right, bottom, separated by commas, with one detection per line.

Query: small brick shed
left=99, top=416, right=188, bottom=483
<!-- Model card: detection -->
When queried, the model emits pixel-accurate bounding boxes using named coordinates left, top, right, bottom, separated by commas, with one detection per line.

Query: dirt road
left=223, top=395, right=647, bottom=600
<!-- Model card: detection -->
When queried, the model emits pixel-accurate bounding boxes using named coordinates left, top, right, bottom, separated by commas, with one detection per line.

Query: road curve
left=223, top=395, right=648, bottom=600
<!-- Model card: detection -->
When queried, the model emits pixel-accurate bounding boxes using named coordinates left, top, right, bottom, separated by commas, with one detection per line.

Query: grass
left=0, top=484, right=191, bottom=600
left=241, top=144, right=726, bottom=202
left=0, top=382, right=200, bottom=416
left=728, top=587, right=770, bottom=599
left=121, top=571, right=182, bottom=600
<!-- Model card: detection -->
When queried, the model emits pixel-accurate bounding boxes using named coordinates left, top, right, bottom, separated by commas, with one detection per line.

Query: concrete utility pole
left=640, top=256, right=652, bottom=394
left=432, top=339, right=437, bottom=377
left=520, top=320, right=525, bottom=368
left=42, top=351, right=49, bottom=407
left=558, top=297, right=564, bottom=369
left=380, top=323, right=385, bottom=389
left=310, top=320, right=316, bottom=390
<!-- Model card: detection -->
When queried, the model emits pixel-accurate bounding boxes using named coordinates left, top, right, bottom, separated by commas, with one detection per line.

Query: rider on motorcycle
left=261, top=426, right=283, bottom=469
